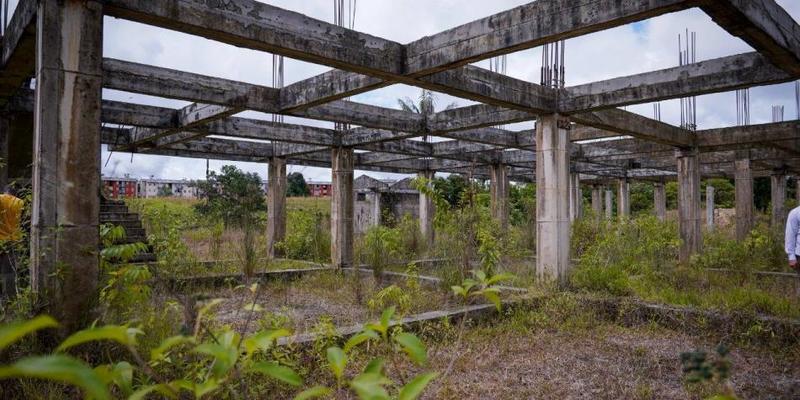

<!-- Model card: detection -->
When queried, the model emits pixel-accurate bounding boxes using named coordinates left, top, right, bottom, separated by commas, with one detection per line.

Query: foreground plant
left=0, top=304, right=438, bottom=399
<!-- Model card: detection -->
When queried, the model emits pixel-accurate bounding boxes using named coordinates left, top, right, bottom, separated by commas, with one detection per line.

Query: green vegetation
left=287, top=172, right=310, bottom=197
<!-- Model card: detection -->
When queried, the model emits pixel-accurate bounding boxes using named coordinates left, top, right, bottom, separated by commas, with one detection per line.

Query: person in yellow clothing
left=0, top=193, right=23, bottom=242
left=0, top=192, right=23, bottom=298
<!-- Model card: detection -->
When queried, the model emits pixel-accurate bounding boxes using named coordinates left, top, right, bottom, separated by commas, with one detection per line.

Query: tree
left=286, top=172, right=310, bottom=197
left=193, top=165, right=266, bottom=277
left=432, top=174, right=470, bottom=207
left=398, top=90, right=458, bottom=117
left=156, top=185, right=173, bottom=197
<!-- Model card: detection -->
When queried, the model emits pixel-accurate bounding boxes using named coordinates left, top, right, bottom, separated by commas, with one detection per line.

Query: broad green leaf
left=486, top=272, right=514, bottom=286
left=363, top=358, right=385, bottom=375
left=398, top=372, right=438, bottom=400
left=0, top=355, right=109, bottom=400
left=326, top=346, right=346, bottom=381
left=251, top=362, right=303, bottom=387
left=193, top=343, right=238, bottom=377
left=393, top=333, right=427, bottom=366
left=349, top=372, right=391, bottom=400
left=128, top=383, right=181, bottom=400
left=473, top=270, right=487, bottom=282
left=57, top=325, right=142, bottom=352
left=293, top=385, right=331, bottom=400
left=243, top=329, right=291, bottom=356
left=481, top=289, right=502, bottom=311
left=194, top=378, right=221, bottom=398
left=150, top=335, right=195, bottom=361
left=0, top=315, right=58, bottom=351
left=344, top=329, right=378, bottom=353
left=111, top=361, right=133, bottom=395
left=450, top=286, right=467, bottom=298
left=380, top=307, right=395, bottom=330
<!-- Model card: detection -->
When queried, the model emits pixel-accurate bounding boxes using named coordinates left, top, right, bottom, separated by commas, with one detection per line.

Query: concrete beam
left=701, top=0, right=800, bottom=75
left=562, top=52, right=794, bottom=112
left=0, top=0, right=36, bottom=103
left=571, top=108, right=695, bottom=146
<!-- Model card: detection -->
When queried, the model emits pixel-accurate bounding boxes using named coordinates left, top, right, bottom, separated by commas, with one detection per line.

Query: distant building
left=102, top=176, right=138, bottom=199
left=307, top=180, right=332, bottom=197
left=138, top=178, right=198, bottom=198
left=353, top=175, right=419, bottom=234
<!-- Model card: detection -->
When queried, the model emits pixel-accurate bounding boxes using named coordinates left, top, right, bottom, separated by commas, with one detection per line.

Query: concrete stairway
left=100, top=198, right=156, bottom=263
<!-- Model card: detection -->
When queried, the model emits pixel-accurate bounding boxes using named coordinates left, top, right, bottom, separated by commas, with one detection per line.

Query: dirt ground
left=211, top=271, right=455, bottom=334
left=423, top=324, right=799, bottom=399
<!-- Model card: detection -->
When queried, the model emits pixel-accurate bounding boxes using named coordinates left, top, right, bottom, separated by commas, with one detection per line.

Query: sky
left=9, top=0, right=800, bottom=182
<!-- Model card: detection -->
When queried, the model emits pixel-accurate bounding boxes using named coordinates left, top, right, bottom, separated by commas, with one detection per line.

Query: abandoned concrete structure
left=2, top=0, right=800, bottom=326
left=354, top=175, right=420, bottom=234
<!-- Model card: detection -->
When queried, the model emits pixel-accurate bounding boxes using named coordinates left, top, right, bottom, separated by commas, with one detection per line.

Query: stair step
left=100, top=212, right=140, bottom=221
left=130, top=253, right=157, bottom=263
left=100, top=204, right=129, bottom=213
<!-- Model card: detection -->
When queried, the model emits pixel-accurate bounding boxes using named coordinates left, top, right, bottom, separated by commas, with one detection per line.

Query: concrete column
left=771, top=171, right=787, bottom=229
left=568, top=172, right=577, bottom=222
left=331, top=147, right=354, bottom=268
left=676, top=148, right=702, bottom=263
left=30, top=0, right=103, bottom=330
left=575, top=175, right=583, bottom=220
left=489, top=164, right=510, bottom=229
left=266, top=157, right=286, bottom=258
left=734, top=153, right=754, bottom=241
left=0, top=116, right=8, bottom=191
left=604, top=188, right=613, bottom=219
left=654, top=182, right=667, bottom=222
left=418, top=170, right=435, bottom=250
left=706, top=185, right=715, bottom=231
left=535, top=114, right=571, bottom=283
left=617, top=179, right=630, bottom=220
left=591, top=185, right=603, bottom=218
left=371, top=191, right=381, bottom=227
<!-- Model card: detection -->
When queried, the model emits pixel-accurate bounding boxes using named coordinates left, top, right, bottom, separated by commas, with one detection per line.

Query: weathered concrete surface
left=701, top=0, right=800, bottom=75
left=0, top=0, right=36, bottom=104
left=770, top=171, right=787, bottom=228
left=31, top=0, right=102, bottom=331
left=536, top=115, right=571, bottom=283
left=654, top=182, right=667, bottom=221
left=490, top=164, right=510, bottom=229
left=734, top=153, right=754, bottom=240
left=404, top=0, right=694, bottom=74
left=591, top=185, right=603, bottom=218
left=617, top=178, right=630, bottom=220
left=706, top=185, right=715, bottom=230
left=331, top=147, right=354, bottom=268
left=571, top=108, right=694, bottom=147
left=562, top=52, right=793, bottom=112
left=267, top=157, right=287, bottom=259
left=605, top=188, right=613, bottom=219
left=677, top=148, right=702, bottom=263
left=418, top=170, right=436, bottom=251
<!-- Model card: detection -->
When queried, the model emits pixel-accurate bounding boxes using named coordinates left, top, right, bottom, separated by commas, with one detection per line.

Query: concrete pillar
left=489, top=164, right=510, bottom=229
left=418, top=170, right=435, bottom=249
left=535, top=114, right=571, bottom=283
left=266, top=157, right=286, bottom=259
left=575, top=175, right=583, bottom=220
left=568, top=172, right=582, bottom=221
left=371, top=191, right=381, bottom=227
left=734, top=153, right=754, bottom=241
left=796, top=178, right=800, bottom=204
left=31, top=0, right=103, bottom=330
left=676, top=148, right=702, bottom=263
left=706, top=185, right=715, bottom=231
left=331, top=147, right=354, bottom=268
left=604, top=188, right=613, bottom=219
left=0, top=116, right=8, bottom=191
left=591, top=185, right=603, bottom=218
left=771, top=171, right=787, bottom=229
left=654, top=182, right=667, bottom=222
left=617, top=179, right=630, bottom=220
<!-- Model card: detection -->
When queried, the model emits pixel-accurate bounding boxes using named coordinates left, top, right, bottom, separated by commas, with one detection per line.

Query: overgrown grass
left=569, top=214, right=800, bottom=319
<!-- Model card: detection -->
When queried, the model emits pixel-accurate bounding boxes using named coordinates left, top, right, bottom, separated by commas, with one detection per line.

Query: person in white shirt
left=784, top=206, right=800, bottom=279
